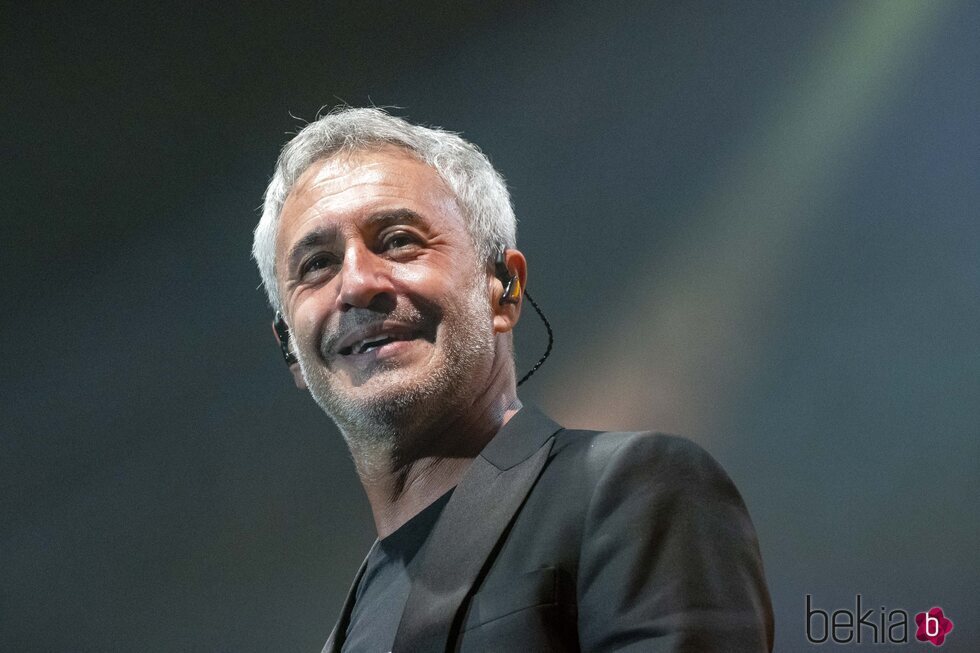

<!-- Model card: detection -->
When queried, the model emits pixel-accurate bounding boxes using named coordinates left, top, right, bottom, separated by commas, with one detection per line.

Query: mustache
left=318, top=304, right=435, bottom=356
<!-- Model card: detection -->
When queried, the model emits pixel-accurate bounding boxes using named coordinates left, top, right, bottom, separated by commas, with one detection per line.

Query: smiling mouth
left=339, top=332, right=419, bottom=356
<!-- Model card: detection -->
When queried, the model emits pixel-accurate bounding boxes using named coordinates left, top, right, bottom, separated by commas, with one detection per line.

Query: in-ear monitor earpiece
left=495, top=250, right=522, bottom=305
left=273, top=312, right=298, bottom=365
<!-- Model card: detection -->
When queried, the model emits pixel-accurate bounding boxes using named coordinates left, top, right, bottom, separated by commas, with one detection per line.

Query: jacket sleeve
left=576, top=433, right=773, bottom=652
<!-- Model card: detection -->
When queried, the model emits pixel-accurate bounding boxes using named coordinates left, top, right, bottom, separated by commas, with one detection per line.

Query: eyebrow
left=284, top=208, right=429, bottom=274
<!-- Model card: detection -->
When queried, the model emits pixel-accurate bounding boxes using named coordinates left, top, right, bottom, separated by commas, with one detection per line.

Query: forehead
left=276, top=145, right=465, bottom=252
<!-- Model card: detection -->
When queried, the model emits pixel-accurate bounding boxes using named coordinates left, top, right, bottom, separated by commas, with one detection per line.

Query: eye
left=380, top=230, right=420, bottom=252
left=299, top=253, right=339, bottom=279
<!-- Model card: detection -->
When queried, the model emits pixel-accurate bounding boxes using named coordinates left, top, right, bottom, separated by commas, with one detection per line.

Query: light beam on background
left=545, top=0, right=952, bottom=439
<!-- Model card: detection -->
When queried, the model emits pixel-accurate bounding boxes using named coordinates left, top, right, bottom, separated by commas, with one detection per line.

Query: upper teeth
left=352, top=334, right=395, bottom=354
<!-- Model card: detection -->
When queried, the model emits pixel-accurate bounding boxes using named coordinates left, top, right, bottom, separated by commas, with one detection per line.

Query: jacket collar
left=479, top=403, right=563, bottom=470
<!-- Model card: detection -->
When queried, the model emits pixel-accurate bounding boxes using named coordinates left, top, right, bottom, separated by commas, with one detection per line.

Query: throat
left=366, top=456, right=470, bottom=538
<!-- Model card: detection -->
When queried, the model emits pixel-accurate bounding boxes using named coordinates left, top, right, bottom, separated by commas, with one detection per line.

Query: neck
left=344, top=356, right=521, bottom=539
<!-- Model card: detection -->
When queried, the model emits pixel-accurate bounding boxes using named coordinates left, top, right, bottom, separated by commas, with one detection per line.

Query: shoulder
left=553, top=427, right=715, bottom=461
left=545, top=427, right=756, bottom=548
left=556, top=430, right=773, bottom=650
left=549, top=428, right=734, bottom=494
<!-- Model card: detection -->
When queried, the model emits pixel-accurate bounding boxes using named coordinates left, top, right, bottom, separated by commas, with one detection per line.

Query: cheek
left=289, top=292, right=336, bottom=346
left=393, top=260, right=445, bottom=285
left=391, top=264, right=462, bottom=307
left=446, top=283, right=495, bottom=327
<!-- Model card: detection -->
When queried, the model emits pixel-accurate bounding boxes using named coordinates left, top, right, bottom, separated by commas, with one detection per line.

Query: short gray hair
left=252, top=107, right=517, bottom=311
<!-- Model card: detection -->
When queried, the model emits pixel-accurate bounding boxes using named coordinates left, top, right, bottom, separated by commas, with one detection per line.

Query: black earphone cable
left=517, top=290, right=553, bottom=386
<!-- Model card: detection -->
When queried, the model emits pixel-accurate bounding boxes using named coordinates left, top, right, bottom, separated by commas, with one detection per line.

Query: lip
left=342, top=337, right=420, bottom=363
left=335, top=321, right=422, bottom=356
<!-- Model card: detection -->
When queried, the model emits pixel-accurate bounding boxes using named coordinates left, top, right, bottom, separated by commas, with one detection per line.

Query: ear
left=492, top=248, right=528, bottom=334
left=270, top=320, right=308, bottom=390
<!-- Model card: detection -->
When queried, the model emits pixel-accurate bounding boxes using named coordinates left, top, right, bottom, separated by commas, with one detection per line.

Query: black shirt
left=341, top=489, right=453, bottom=653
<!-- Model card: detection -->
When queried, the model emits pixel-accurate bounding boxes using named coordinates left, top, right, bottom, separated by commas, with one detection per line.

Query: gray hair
left=252, top=107, right=517, bottom=311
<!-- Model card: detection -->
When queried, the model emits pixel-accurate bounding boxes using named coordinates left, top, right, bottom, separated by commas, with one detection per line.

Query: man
left=252, top=108, right=773, bottom=652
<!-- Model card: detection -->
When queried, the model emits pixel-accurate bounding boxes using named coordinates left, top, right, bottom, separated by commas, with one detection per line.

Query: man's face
left=274, top=146, right=497, bottom=433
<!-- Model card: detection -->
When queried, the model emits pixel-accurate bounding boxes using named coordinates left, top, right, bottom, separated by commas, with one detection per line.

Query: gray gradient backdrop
left=2, top=2, right=977, bottom=651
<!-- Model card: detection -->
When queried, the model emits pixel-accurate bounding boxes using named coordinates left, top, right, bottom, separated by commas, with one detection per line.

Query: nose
left=336, top=242, right=396, bottom=311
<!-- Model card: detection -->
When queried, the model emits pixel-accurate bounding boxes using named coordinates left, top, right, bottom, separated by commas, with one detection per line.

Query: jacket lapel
left=391, top=405, right=562, bottom=652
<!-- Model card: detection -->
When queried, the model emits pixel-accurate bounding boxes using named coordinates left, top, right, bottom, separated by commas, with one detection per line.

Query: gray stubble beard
left=295, top=277, right=497, bottom=462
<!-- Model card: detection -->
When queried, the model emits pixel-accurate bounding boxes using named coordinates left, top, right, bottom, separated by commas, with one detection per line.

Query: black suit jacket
left=323, top=406, right=773, bottom=652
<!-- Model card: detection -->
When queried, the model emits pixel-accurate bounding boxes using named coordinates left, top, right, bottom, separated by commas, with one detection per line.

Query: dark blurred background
left=2, top=1, right=977, bottom=651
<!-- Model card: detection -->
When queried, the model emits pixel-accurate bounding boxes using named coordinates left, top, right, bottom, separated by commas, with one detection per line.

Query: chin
left=311, top=363, right=461, bottom=434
